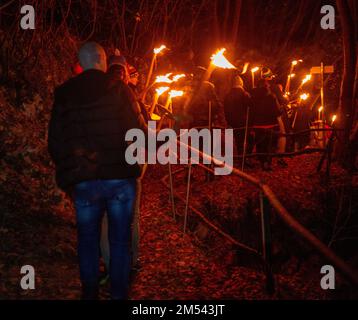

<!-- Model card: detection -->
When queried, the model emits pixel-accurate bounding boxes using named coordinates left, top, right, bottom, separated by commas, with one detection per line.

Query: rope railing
left=159, top=131, right=358, bottom=290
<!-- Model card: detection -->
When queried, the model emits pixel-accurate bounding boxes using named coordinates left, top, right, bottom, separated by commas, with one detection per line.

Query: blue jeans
left=74, top=178, right=136, bottom=299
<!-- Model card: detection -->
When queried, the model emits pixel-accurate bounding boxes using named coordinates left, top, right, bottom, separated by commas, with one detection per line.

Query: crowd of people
left=47, top=42, right=313, bottom=300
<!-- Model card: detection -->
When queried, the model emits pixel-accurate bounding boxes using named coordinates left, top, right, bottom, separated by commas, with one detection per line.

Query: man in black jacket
left=224, top=75, right=253, bottom=156
left=251, top=79, right=284, bottom=170
left=48, top=42, right=147, bottom=299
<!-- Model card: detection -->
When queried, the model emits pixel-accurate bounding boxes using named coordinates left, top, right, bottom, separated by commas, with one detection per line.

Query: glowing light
left=155, top=73, right=186, bottom=84
left=155, top=73, right=173, bottom=83
left=292, top=60, right=298, bottom=66
left=251, top=67, right=259, bottom=73
left=302, top=74, right=312, bottom=85
left=331, top=114, right=337, bottom=124
left=318, top=106, right=323, bottom=113
left=300, top=93, right=309, bottom=100
left=169, top=90, right=184, bottom=98
left=172, top=74, right=186, bottom=82
left=289, top=73, right=296, bottom=78
left=210, top=48, right=236, bottom=69
left=156, top=86, right=170, bottom=96
left=151, top=114, right=161, bottom=121
left=154, top=45, right=166, bottom=54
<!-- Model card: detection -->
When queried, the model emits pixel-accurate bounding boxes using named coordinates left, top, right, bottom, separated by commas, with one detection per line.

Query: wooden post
left=260, top=191, right=275, bottom=294
left=320, top=62, right=325, bottom=113
left=183, top=161, right=192, bottom=234
left=206, top=101, right=213, bottom=182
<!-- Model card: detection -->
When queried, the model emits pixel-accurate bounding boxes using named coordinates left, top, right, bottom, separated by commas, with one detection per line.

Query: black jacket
left=224, top=87, right=252, bottom=129
left=48, top=69, right=147, bottom=191
left=250, top=87, right=281, bottom=126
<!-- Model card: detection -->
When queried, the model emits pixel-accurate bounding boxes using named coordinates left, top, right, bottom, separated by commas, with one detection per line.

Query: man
left=48, top=42, right=147, bottom=299
left=251, top=79, right=284, bottom=171
left=224, top=75, right=253, bottom=158
left=261, top=67, right=289, bottom=156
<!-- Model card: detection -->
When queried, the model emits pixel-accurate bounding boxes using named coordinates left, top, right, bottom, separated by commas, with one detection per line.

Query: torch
left=331, top=114, right=337, bottom=126
left=141, top=45, right=167, bottom=101
left=295, top=74, right=312, bottom=94
left=149, top=86, right=170, bottom=117
left=165, top=89, right=184, bottom=111
left=251, top=67, right=259, bottom=89
left=318, top=106, right=323, bottom=121
left=204, top=48, right=236, bottom=83
left=292, top=93, right=310, bottom=128
left=285, top=59, right=302, bottom=94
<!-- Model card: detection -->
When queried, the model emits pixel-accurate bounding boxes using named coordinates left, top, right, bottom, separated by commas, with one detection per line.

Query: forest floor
left=1, top=153, right=357, bottom=300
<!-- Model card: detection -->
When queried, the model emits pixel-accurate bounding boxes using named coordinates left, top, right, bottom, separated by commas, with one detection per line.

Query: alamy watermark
left=125, top=121, right=234, bottom=176
left=321, top=5, right=335, bottom=30
left=20, top=265, right=35, bottom=290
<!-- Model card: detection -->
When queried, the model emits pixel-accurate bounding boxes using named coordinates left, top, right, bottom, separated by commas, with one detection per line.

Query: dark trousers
left=254, top=128, right=275, bottom=165
left=235, top=129, right=254, bottom=155
left=74, top=178, right=136, bottom=299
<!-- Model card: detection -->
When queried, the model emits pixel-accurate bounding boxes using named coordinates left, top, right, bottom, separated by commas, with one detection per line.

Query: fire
left=331, top=114, right=337, bottom=124
left=155, top=73, right=173, bottom=83
left=302, top=74, right=312, bottom=85
left=251, top=67, right=259, bottom=73
left=300, top=93, right=309, bottom=100
left=292, top=59, right=302, bottom=66
left=169, top=90, right=184, bottom=98
left=155, top=73, right=186, bottom=84
left=210, top=48, right=236, bottom=69
left=318, top=106, right=323, bottom=112
left=156, top=86, right=170, bottom=96
left=151, top=114, right=161, bottom=121
left=289, top=73, right=295, bottom=78
left=154, top=45, right=166, bottom=54
left=172, top=74, right=186, bottom=82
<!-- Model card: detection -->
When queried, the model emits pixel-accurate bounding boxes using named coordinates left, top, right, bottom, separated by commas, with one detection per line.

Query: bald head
left=78, top=42, right=107, bottom=72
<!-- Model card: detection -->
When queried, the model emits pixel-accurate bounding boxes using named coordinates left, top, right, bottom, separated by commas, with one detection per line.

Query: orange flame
left=169, top=90, right=184, bottom=98
left=300, top=93, right=309, bottom=100
left=302, top=74, right=312, bottom=85
left=331, top=114, right=337, bottom=124
left=210, top=48, right=236, bottom=69
left=251, top=67, right=259, bottom=73
left=155, top=73, right=173, bottom=83
left=172, top=74, right=186, bottom=82
left=154, top=45, right=166, bottom=54
left=155, top=73, right=186, bottom=84
left=318, top=106, right=323, bottom=112
left=156, top=86, right=170, bottom=96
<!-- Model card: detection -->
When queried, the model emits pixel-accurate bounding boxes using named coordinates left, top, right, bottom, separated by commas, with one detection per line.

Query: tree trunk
left=334, top=0, right=357, bottom=168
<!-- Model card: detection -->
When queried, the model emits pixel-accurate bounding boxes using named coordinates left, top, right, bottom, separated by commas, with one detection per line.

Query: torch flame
left=169, top=90, right=184, bottom=98
left=155, top=73, right=186, bottom=84
left=292, top=59, right=302, bottom=65
left=154, top=45, right=166, bottom=54
left=210, top=48, right=236, bottom=69
left=302, top=74, right=312, bottom=85
left=172, top=74, right=186, bottom=82
left=331, top=114, right=337, bottom=124
left=300, top=93, right=309, bottom=100
left=318, top=106, right=323, bottom=112
left=251, top=67, right=259, bottom=73
left=155, top=73, right=173, bottom=83
left=156, top=86, right=170, bottom=96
